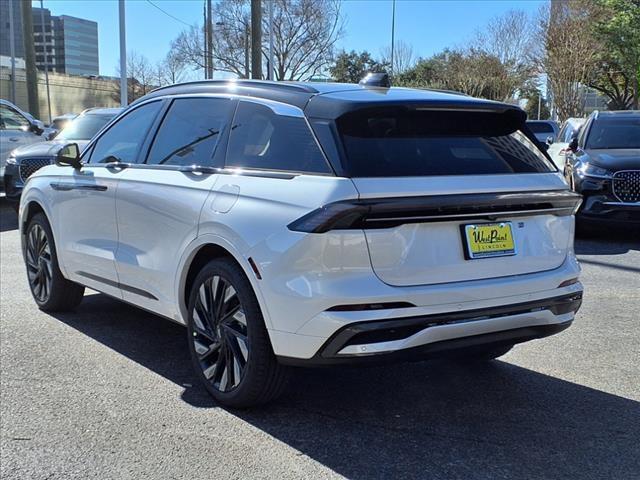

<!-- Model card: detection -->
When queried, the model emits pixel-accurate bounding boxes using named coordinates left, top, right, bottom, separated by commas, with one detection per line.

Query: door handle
left=178, top=165, right=218, bottom=174
left=9, top=137, right=19, bottom=142
left=50, top=182, right=107, bottom=192
left=105, top=161, right=129, bottom=171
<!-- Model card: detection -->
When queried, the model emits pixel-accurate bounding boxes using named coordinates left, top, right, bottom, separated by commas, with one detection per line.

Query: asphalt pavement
left=1, top=200, right=639, bottom=480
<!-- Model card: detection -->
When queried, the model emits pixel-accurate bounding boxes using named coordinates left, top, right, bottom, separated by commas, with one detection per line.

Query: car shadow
left=575, top=226, right=640, bottom=255
left=51, top=293, right=640, bottom=479
left=0, top=200, right=19, bottom=233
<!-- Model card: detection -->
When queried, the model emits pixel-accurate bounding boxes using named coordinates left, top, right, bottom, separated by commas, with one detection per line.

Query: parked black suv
left=564, top=110, right=640, bottom=225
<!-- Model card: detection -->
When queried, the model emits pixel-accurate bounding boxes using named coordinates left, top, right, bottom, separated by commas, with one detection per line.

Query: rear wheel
left=25, top=213, right=85, bottom=311
left=186, top=258, right=290, bottom=408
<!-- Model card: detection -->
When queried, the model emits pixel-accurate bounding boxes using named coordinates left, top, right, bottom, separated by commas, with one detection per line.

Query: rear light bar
left=288, top=190, right=583, bottom=233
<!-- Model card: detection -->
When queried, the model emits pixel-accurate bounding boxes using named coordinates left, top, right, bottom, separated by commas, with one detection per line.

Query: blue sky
left=35, top=0, right=545, bottom=76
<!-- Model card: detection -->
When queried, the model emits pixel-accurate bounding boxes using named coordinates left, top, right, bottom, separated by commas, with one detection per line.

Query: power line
left=145, top=0, right=192, bottom=27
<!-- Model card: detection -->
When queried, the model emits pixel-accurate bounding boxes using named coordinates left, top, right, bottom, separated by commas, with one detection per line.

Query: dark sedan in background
left=526, top=120, right=560, bottom=144
left=564, top=110, right=640, bottom=225
left=3, top=107, right=121, bottom=206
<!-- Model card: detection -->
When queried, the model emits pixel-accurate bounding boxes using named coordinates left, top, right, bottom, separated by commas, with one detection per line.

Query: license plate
left=462, top=222, right=516, bottom=259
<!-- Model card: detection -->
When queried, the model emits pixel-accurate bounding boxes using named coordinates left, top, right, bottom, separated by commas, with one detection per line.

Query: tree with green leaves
left=591, top=0, right=640, bottom=109
left=329, top=50, right=387, bottom=83
left=524, top=89, right=551, bottom=120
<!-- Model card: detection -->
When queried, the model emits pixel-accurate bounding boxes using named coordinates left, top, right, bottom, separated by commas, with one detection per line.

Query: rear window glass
left=336, top=108, right=555, bottom=177
left=226, top=101, right=332, bottom=174
left=586, top=118, right=640, bottom=149
left=57, top=114, right=113, bottom=141
left=527, top=122, right=555, bottom=133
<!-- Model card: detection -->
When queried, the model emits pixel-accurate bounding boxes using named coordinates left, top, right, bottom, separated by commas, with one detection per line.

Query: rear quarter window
left=336, top=107, right=556, bottom=177
left=225, top=101, right=332, bottom=174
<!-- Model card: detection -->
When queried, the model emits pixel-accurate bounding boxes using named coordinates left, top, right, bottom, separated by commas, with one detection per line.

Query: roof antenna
left=359, top=72, right=391, bottom=88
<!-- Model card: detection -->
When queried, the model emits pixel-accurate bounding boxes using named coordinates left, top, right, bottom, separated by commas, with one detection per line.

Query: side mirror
left=30, top=119, right=45, bottom=136
left=546, top=136, right=554, bottom=145
left=568, top=137, right=579, bottom=152
left=55, top=143, right=82, bottom=170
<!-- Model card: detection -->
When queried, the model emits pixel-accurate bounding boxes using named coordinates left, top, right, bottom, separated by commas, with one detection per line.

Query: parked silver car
left=0, top=99, right=46, bottom=192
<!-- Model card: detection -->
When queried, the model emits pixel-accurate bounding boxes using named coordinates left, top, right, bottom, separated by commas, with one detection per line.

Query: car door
left=52, top=100, right=164, bottom=299
left=0, top=103, right=40, bottom=165
left=114, top=95, right=236, bottom=319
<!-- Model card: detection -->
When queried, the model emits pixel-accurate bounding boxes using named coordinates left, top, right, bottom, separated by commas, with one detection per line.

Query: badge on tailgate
left=461, top=222, right=516, bottom=260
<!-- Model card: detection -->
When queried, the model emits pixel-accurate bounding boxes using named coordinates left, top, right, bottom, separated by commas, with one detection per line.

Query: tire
left=186, top=258, right=290, bottom=408
left=458, top=344, right=514, bottom=362
left=24, top=213, right=85, bottom=312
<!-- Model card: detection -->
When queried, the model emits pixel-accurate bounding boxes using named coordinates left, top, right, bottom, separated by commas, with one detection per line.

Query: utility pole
left=8, top=0, right=16, bottom=103
left=390, top=0, right=396, bottom=78
left=268, top=0, right=274, bottom=80
left=22, top=0, right=40, bottom=117
left=203, top=1, right=208, bottom=79
left=537, top=93, right=542, bottom=120
left=207, top=0, right=213, bottom=79
left=40, top=0, right=51, bottom=124
left=119, top=0, right=127, bottom=106
left=250, top=0, right=262, bottom=79
left=244, top=25, right=249, bottom=79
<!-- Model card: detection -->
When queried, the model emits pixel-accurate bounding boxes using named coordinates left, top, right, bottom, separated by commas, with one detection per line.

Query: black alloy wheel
left=24, top=213, right=84, bottom=311
left=191, top=274, right=249, bottom=392
left=25, top=222, right=52, bottom=303
left=186, top=258, right=290, bottom=408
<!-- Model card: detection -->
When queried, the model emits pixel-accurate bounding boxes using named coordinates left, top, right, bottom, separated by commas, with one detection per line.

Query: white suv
left=19, top=79, right=584, bottom=407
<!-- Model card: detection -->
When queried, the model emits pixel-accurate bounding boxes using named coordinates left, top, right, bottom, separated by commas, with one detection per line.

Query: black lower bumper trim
left=278, top=293, right=581, bottom=367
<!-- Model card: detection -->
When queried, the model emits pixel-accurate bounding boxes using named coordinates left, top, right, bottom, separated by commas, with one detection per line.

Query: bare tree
left=380, top=40, right=415, bottom=76
left=534, top=1, right=600, bottom=121
left=171, top=0, right=344, bottom=81
left=472, top=10, right=537, bottom=101
left=113, top=51, right=155, bottom=103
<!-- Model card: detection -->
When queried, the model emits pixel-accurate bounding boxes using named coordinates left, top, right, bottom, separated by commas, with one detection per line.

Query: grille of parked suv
left=613, top=170, right=640, bottom=203
left=19, top=158, right=52, bottom=183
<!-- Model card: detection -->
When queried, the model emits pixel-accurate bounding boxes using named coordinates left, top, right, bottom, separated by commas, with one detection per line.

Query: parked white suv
left=19, top=79, right=584, bottom=407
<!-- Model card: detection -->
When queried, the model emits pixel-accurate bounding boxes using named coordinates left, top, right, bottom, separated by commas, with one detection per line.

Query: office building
left=0, top=0, right=24, bottom=59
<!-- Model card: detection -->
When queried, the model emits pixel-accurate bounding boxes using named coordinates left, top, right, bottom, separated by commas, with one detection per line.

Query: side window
left=88, top=101, right=162, bottom=164
left=0, top=105, right=30, bottom=130
left=578, top=119, right=591, bottom=147
left=146, top=97, right=233, bottom=166
left=557, top=124, right=568, bottom=142
left=226, top=101, right=331, bottom=174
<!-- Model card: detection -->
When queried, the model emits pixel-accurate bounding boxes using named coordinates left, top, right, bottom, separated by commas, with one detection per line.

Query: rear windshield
left=336, top=108, right=556, bottom=177
left=57, top=114, right=114, bottom=141
left=586, top=118, right=640, bottom=149
left=527, top=122, right=555, bottom=133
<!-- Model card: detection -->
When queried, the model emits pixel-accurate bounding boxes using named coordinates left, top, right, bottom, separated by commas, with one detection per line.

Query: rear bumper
left=276, top=290, right=582, bottom=366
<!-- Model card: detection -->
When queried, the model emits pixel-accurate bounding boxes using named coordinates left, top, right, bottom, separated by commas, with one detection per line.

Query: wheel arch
left=176, top=236, right=271, bottom=329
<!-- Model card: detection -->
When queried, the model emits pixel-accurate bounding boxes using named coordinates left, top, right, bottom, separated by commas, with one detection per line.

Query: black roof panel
left=136, top=79, right=524, bottom=120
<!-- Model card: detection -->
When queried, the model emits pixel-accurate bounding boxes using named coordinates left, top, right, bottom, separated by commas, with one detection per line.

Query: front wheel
left=24, top=213, right=85, bottom=311
left=186, top=258, right=290, bottom=408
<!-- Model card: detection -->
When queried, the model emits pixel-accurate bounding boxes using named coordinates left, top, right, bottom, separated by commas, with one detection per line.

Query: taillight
left=288, top=190, right=583, bottom=233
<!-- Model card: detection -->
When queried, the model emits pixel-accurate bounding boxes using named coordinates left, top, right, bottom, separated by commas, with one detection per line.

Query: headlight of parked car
left=576, top=162, right=613, bottom=179
left=6, top=156, right=17, bottom=165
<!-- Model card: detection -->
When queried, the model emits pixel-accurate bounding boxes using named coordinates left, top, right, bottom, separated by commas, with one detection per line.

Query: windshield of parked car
left=56, top=114, right=114, bottom=141
left=585, top=118, right=640, bottom=149
left=337, top=107, right=556, bottom=177
left=527, top=122, right=555, bottom=133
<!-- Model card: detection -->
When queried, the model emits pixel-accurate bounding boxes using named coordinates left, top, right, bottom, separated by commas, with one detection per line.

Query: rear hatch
left=335, top=105, right=580, bottom=287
